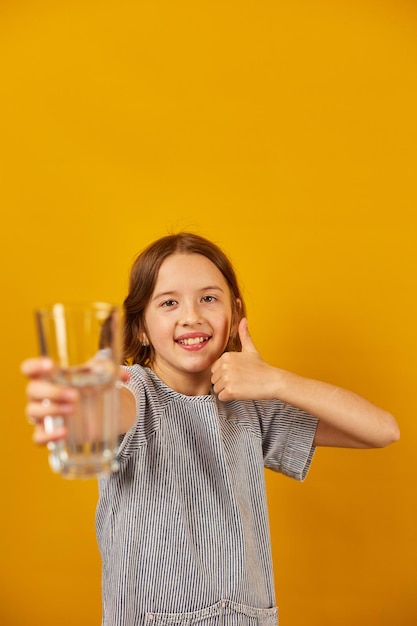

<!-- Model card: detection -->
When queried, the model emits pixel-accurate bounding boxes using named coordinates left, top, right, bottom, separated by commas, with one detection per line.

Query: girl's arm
left=21, top=358, right=136, bottom=445
left=211, top=319, right=400, bottom=449
left=257, top=368, right=399, bottom=448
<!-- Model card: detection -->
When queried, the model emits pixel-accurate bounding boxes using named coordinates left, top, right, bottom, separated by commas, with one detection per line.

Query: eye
left=201, top=295, right=217, bottom=303
left=161, top=299, right=177, bottom=307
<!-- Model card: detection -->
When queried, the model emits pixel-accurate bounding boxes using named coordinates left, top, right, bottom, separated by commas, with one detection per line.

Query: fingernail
left=60, top=404, right=75, bottom=414
left=40, top=358, right=54, bottom=370
left=62, top=389, right=78, bottom=401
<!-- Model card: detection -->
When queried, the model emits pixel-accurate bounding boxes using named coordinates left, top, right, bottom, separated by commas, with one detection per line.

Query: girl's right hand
left=21, top=357, right=78, bottom=446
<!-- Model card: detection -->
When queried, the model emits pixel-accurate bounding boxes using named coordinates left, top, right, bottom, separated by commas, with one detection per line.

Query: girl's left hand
left=211, top=318, right=276, bottom=401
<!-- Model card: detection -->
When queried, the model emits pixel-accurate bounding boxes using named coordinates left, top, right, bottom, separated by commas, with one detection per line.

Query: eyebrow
left=152, top=285, right=225, bottom=301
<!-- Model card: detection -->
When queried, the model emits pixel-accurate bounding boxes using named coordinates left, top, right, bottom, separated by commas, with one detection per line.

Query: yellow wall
left=1, top=1, right=416, bottom=624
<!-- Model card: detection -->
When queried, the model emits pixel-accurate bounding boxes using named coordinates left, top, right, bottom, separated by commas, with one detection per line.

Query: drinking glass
left=35, top=302, right=123, bottom=478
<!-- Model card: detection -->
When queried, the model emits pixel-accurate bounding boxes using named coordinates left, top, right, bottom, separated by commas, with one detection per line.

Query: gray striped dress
left=96, top=366, right=318, bottom=626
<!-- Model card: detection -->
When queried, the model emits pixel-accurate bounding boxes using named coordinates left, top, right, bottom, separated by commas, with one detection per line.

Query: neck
left=150, top=363, right=212, bottom=396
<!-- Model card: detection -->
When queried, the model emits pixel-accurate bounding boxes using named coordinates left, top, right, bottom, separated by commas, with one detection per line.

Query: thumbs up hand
left=211, top=318, right=277, bottom=402
left=236, top=316, right=258, bottom=354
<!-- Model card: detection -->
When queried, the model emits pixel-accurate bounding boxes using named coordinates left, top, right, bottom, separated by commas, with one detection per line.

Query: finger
left=33, top=423, right=68, bottom=446
left=210, top=350, right=226, bottom=374
left=211, top=369, right=223, bottom=390
left=239, top=318, right=258, bottom=353
left=210, top=352, right=230, bottom=380
left=119, top=368, right=130, bottom=383
left=25, top=381, right=79, bottom=428
left=212, top=378, right=226, bottom=398
left=26, top=398, right=75, bottom=422
left=20, top=357, right=54, bottom=378
left=210, top=357, right=220, bottom=376
left=26, top=380, right=78, bottom=403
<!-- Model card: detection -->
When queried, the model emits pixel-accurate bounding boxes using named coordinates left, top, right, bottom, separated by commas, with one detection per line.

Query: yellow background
left=0, top=1, right=416, bottom=624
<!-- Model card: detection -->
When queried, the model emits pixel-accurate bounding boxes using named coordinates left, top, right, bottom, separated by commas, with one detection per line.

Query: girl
left=22, top=232, right=400, bottom=626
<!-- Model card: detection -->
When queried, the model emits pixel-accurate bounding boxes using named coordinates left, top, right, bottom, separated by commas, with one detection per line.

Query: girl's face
left=143, top=252, right=236, bottom=395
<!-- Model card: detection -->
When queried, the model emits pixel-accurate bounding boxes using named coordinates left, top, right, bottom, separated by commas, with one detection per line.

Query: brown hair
left=123, top=232, right=246, bottom=365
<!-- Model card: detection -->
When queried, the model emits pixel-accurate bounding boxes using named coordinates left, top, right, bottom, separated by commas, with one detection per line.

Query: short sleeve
left=257, top=401, right=318, bottom=481
left=117, top=365, right=162, bottom=460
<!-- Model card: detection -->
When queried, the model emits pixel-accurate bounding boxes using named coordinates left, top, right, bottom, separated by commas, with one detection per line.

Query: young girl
left=22, top=232, right=400, bottom=626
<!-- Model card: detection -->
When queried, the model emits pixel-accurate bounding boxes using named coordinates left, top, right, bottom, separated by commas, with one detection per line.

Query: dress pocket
left=145, top=599, right=278, bottom=626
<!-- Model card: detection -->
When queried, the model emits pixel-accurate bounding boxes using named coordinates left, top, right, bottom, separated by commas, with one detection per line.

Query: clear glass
left=35, top=302, right=123, bottom=478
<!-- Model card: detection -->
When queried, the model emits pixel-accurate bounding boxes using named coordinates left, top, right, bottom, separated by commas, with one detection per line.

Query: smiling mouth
left=176, top=336, right=210, bottom=346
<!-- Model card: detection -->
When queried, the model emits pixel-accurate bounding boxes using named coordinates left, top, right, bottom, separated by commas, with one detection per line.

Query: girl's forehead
left=155, top=253, right=227, bottom=288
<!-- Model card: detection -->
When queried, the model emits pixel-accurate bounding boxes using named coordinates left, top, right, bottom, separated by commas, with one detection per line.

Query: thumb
left=238, top=318, right=258, bottom=353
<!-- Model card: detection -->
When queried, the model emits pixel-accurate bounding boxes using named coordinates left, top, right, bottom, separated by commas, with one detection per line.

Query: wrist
left=265, top=366, right=287, bottom=400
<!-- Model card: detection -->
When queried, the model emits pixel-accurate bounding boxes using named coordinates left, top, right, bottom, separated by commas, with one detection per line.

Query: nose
left=179, top=300, right=203, bottom=326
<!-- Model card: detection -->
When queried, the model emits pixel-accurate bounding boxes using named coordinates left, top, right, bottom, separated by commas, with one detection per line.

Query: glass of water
left=35, top=302, right=123, bottom=478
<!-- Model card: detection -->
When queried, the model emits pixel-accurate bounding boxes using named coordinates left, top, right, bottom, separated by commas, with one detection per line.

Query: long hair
left=123, top=232, right=246, bottom=365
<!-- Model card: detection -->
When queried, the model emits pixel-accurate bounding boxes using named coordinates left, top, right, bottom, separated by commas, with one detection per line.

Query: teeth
left=178, top=337, right=208, bottom=346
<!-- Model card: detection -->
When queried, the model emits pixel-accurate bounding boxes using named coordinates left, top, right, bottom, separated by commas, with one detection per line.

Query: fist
left=211, top=318, right=275, bottom=401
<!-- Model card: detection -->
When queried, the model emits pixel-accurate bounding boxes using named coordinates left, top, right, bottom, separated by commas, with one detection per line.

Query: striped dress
left=96, top=366, right=318, bottom=626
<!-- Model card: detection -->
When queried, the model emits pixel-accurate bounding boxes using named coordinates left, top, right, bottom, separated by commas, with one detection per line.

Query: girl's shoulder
left=118, top=366, right=165, bottom=455
left=122, top=364, right=169, bottom=403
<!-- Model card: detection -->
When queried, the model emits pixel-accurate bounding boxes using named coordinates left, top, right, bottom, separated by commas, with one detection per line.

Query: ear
left=234, top=298, right=243, bottom=324
left=137, top=330, right=149, bottom=347
left=230, top=298, right=243, bottom=336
